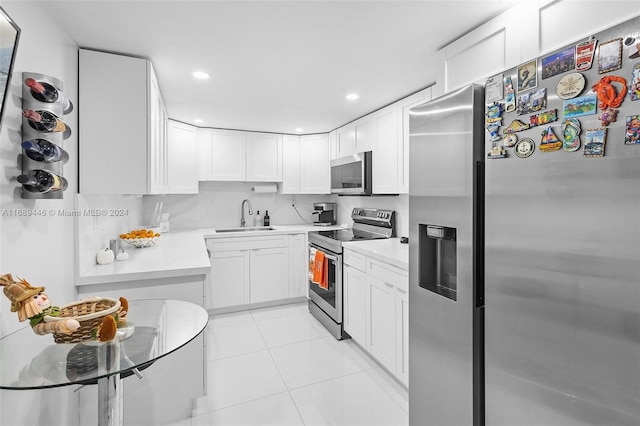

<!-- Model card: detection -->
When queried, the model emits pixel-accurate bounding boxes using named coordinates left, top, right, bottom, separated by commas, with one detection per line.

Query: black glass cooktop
left=315, top=228, right=387, bottom=243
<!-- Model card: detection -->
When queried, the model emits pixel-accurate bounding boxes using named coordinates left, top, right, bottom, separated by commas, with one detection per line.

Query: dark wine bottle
left=21, top=139, right=69, bottom=163
left=264, top=210, right=270, bottom=226
left=17, top=169, right=68, bottom=193
left=22, top=109, right=71, bottom=137
left=24, top=78, right=73, bottom=114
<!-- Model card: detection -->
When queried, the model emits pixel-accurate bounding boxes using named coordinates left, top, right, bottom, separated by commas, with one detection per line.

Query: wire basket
left=44, top=297, right=121, bottom=343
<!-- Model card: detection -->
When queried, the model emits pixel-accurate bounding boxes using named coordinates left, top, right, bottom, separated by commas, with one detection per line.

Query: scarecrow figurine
left=0, top=273, right=124, bottom=341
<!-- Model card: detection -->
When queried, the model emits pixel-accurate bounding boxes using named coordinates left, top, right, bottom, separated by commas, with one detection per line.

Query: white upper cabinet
left=336, top=124, right=356, bottom=158
left=355, top=117, right=375, bottom=153
left=199, top=129, right=282, bottom=182
left=167, top=120, right=198, bottom=194
left=246, top=132, right=282, bottom=182
left=299, top=134, right=330, bottom=193
left=281, top=133, right=330, bottom=194
left=281, top=135, right=301, bottom=193
left=398, top=87, right=432, bottom=193
left=79, top=49, right=168, bottom=194
left=328, top=130, right=338, bottom=160
left=199, top=129, right=247, bottom=181
left=372, top=105, right=399, bottom=194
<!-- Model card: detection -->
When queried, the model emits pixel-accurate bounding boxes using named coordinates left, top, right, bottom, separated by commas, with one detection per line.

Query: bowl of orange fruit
left=120, top=228, right=161, bottom=248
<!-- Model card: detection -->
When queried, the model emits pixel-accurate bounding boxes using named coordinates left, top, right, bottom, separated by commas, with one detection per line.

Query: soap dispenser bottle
left=254, top=210, right=262, bottom=227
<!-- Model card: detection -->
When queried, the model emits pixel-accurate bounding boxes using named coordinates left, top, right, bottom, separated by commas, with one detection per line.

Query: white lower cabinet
left=343, top=263, right=367, bottom=343
left=206, top=234, right=304, bottom=310
left=343, top=248, right=409, bottom=385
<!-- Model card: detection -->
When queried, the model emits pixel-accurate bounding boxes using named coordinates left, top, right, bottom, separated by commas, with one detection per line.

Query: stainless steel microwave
left=330, top=151, right=372, bottom=195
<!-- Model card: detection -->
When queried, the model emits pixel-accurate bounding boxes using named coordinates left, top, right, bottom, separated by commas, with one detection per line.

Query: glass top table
left=0, top=299, right=209, bottom=425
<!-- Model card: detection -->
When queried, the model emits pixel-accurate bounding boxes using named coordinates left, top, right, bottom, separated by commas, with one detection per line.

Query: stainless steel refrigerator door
left=409, top=84, right=485, bottom=425
left=484, top=17, right=640, bottom=425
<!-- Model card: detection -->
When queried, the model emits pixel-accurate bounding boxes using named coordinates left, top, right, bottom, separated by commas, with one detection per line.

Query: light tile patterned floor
left=166, top=302, right=408, bottom=425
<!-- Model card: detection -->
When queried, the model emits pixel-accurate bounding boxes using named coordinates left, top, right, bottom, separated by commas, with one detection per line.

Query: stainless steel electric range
left=307, top=207, right=396, bottom=339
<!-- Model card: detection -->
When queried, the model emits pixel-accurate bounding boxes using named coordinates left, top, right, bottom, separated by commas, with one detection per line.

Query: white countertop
left=77, top=225, right=345, bottom=286
left=343, top=238, right=409, bottom=270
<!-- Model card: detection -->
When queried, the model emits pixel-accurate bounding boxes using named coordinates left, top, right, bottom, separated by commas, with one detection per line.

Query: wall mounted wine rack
left=20, top=72, right=72, bottom=199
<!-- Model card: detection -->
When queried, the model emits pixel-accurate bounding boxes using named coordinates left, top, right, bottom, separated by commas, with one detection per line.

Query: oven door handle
left=308, top=244, right=340, bottom=262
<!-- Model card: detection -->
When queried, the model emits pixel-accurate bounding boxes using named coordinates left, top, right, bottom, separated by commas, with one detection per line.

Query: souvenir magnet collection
left=624, top=115, right=640, bottom=145
left=575, top=37, right=597, bottom=72
left=514, top=138, right=535, bottom=158
left=556, top=72, right=586, bottom=99
left=539, top=127, right=562, bottom=152
left=562, top=118, right=582, bottom=152
left=583, top=128, right=607, bottom=158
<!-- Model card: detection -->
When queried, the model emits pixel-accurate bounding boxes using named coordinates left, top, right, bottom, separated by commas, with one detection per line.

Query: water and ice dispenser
left=418, top=224, right=457, bottom=301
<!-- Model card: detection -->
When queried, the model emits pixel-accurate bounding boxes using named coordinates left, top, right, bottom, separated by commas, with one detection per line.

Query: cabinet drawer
left=367, top=258, right=408, bottom=292
left=206, top=235, right=287, bottom=252
left=344, top=249, right=366, bottom=271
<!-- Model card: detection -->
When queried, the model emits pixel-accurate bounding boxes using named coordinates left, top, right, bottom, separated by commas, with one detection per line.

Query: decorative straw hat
left=0, top=274, right=45, bottom=313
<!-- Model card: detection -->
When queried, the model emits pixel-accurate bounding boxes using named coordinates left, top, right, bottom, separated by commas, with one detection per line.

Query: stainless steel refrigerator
left=409, top=15, right=640, bottom=426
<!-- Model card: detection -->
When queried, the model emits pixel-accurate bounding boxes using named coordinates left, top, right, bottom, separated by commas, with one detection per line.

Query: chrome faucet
left=240, top=199, right=253, bottom=227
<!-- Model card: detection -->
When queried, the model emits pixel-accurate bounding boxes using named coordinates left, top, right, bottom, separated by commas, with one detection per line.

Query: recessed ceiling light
left=192, top=71, right=210, bottom=80
left=295, top=128, right=304, bottom=133
left=346, top=93, right=359, bottom=101
left=193, top=118, right=204, bottom=124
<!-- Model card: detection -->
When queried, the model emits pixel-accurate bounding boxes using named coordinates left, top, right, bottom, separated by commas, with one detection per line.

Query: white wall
left=0, top=2, right=81, bottom=425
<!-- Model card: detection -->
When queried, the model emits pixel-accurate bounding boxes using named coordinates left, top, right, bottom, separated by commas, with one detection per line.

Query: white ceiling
left=44, top=0, right=515, bottom=134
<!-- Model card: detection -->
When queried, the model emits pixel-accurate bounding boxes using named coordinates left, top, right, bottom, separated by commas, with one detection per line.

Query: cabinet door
left=281, top=135, right=300, bottom=193
left=337, top=124, right=356, bottom=157
left=208, top=249, right=250, bottom=309
left=167, top=120, right=198, bottom=194
left=344, top=264, right=367, bottom=345
left=299, top=134, right=330, bottom=194
left=399, top=88, right=431, bottom=193
left=246, top=132, right=283, bottom=182
left=197, top=128, right=213, bottom=181
left=396, top=287, right=409, bottom=385
left=355, top=117, right=375, bottom=153
left=79, top=49, right=149, bottom=194
left=329, top=130, right=338, bottom=160
left=288, top=234, right=307, bottom=298
left=372, top=105, right=399, bottom=194
left=148, top=63, right=168, bottom=194
left=210, top=129, right=247, bottom=181
left=249, top=246, right=289, bottom=303
left=367, top=274, right=396, bottom=372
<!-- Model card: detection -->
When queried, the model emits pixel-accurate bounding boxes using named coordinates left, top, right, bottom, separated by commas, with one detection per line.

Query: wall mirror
left=0, top=5, right=20, bottom=128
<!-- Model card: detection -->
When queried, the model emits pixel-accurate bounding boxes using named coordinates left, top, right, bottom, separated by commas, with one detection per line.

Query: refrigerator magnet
left=539, top=127, right=562, bottom=152
left=592, top=75, right=627, bottom=109
left=576, top=37, right=597, bottom=71
left=503, top=134, right=518, bottom=148
left=563, top=94, right=597, bottom=118
left=486, top=122, right=501, bottom=142
left=598, top=108, right=619, bottom=126
left=562, top=118, right=582, bottom=152
left=529, top=109, right=558, bottom=128
left=503, top=119, right=530, bottom=134
left=556, top=73, right=586, bottom=99
left=583, top=128, right=607, bottom=158
left=541, top=46, right=575, bottom=79
left=487, top=144, right=508, bottom=159
left=517, top=60, right=537, bottom=92
left=598, top=38, right=623, bottom=74
left=514, top=138, right=535, bottom=158
left=516, top=88, right=547, bottom=115
left=630, top=63, right=640, bottom=101
left=504, top=76, right=516, bottom=112
left=624, top=115, right=640, bottom=145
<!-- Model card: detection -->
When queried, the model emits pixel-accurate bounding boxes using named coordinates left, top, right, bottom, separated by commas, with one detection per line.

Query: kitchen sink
left=215, top=226, right=276, bottom=233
